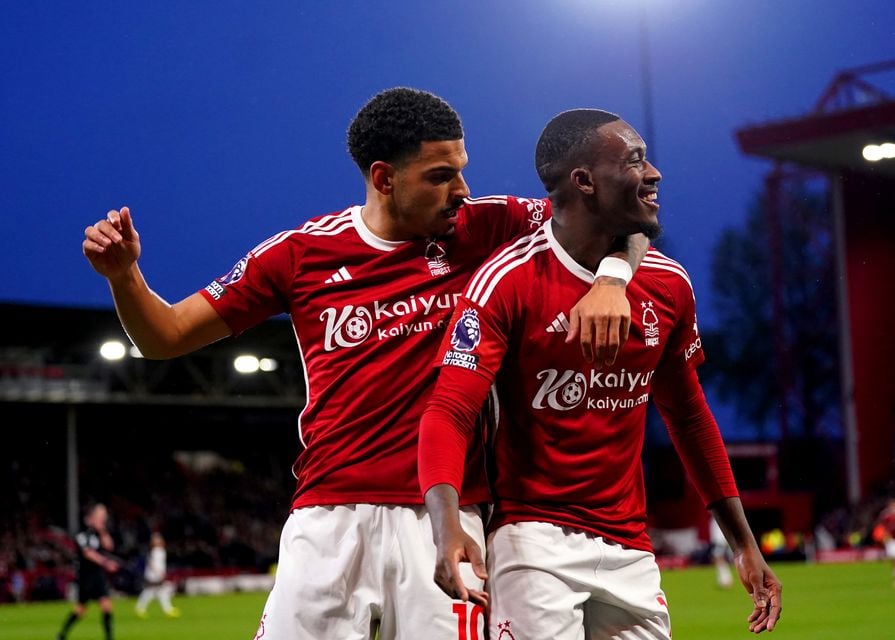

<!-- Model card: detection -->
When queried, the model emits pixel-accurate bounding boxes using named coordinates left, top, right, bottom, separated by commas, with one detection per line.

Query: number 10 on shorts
left=452, top=602, right=484, bottom=640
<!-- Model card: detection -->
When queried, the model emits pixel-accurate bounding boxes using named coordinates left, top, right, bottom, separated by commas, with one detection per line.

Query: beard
left=638, top=220, right=663, bottom=240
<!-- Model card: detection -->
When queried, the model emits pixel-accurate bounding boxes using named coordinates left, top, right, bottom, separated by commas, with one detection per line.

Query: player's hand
left=566, top=276, right=631, bottom=366
left=432, top=526, right=489, bottom=609
left=83, top=206, right=141, bottom=279
left=104, top=559, right=120, bottom=573
left=735, top=548, right=782, bottom=633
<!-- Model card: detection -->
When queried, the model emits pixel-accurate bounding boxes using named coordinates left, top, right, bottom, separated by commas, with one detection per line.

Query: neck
left=550, top=207, right=616, bottom=273
left=362, top=183, right=419, bottom=241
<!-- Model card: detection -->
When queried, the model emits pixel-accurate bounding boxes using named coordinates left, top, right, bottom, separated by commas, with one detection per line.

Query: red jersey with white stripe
left=198, top=196, right=551, bottom=509
left=420, top=219, right=737, bottom=551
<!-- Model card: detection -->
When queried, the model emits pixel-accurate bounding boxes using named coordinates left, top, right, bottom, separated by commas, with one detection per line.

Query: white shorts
left=885, top=538, right=895, bottom=559
left=487, top=521, right=671, bottom=640
left=253, top=504, right=486, bottom=640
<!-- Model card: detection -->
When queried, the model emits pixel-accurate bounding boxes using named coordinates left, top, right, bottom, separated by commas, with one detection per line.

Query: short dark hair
left=535, top=109, right=620, bottom=191
left=347, top=87, right=463, bottom=175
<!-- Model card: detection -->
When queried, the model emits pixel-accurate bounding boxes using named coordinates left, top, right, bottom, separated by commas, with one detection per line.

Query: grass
left=1, top=561, right=892, bottom=639
left=0, top=591, right=266, bottom=640
left=662, top=560, right=894, bottom=639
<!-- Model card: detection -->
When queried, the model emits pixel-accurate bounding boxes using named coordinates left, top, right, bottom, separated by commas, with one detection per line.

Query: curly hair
left=347, top=87, right=463, bottom=175
left=535, top=109, right=620, bottom=191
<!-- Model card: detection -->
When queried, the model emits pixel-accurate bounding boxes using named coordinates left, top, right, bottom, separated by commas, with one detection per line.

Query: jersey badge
left=641, top=300, right=660, bottom=347
left=220, top=256, right=248, bottom=286
left=426, top=240, right=452, bottom=277
left=497, top=620, right=518, bottom=640
left=450, top=309, right=481, bottom=352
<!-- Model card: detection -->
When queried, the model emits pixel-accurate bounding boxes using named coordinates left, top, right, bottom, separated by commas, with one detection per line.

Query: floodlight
left=100, top=340, right=127, bottom=361
left=234, top=355, right=260, bottom=373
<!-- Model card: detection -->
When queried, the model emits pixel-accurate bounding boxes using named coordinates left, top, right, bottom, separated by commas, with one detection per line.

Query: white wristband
left=594, top=256, right=633, bottom=284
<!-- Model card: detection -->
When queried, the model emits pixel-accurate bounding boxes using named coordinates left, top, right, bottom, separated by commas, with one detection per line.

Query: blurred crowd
left=3, top=446, right=892, bottom=603
left=813, top=492, right=894, bottom=552
left=1, top=452, right=287, bottom=603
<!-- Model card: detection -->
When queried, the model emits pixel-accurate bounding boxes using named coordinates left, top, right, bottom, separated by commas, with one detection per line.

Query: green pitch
left=1, top=561, right=891, bottom=639
left=663, top=560, right=893, bottom=639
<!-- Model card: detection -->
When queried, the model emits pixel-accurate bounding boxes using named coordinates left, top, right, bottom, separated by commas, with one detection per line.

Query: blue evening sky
left=2, top=1, right=893, bottom=434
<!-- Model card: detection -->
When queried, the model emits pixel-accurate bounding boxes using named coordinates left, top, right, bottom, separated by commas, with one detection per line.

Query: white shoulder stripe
left=298, top=209, right=352, bottom=234
left=466, top=228, right=545, bottom=298
left=253, top=229, right=302, bottom=257
left=468, top=234, right=550, bottom=306
left=465, top=194, right=508, bottom=204
left=471, top=239, right=550, bottom=306
left=304, top=219, right=354, bottom=237
left=644, top=250, right=685, bottom=271
left=251, top=230, right=291, bottom=255
left=641, top=259, right=694, bottom=298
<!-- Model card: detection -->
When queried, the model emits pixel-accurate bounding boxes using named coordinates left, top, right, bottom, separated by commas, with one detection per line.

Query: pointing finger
left=118, top=206, right=137, bottom=241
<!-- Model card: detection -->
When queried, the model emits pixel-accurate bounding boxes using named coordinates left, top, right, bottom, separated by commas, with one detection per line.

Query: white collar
left=544, top=219, right=597, bottom=284
left=351, top=205, right=409, bottom=252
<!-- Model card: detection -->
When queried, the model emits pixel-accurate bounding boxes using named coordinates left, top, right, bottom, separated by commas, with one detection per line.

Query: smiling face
left=384, top=138, right=471, bottom=239
left=585, top=119, right=662, bottom=238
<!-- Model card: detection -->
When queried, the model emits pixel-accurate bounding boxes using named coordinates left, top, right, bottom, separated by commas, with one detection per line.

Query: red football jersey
left=422, top=220, right=737, bottom=551
left=198, top=196, right=551, bottom=509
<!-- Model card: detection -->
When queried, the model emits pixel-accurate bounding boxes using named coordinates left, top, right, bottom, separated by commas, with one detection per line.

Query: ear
left=570, top=168, right=595, bottom=195
left=370, top=161, right=396, bottom=195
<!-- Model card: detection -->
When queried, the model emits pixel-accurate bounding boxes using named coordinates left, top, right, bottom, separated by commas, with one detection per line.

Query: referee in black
left=57, top=503, right=120, bottom=640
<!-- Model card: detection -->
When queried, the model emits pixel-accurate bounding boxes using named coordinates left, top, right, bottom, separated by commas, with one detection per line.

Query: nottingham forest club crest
left=425, top=240, right=452, bottom=276
left=641, top=300, right=660, bottom=347
left=497, top=620, right=517, bottom=640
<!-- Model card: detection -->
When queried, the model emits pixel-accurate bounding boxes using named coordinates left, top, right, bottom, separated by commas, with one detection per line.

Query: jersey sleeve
left=651, top=264, right=733, bottom=505
left=660, top=270, right=705, bottom=373
left=419, top=274, right=518, bottom=495
left=197, top=233, right=296, bottom=336
left=463, top=195, right=552, bottom=251
left=652, top=364, right=738, bottom=506
left=434, top=295, right=511, bottom=382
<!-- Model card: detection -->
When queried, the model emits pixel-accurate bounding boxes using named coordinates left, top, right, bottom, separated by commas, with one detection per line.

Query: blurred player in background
left=874, top=498, right=895, bottom=586
left=420, top=109, right=782, bottom=638
left=135, top=532, right=180, bottom=618
left=81, top=88, right=646, bottom=639
left=710, top=515, right=735, bottom=589
left=56, top=503, right=119, bottom=640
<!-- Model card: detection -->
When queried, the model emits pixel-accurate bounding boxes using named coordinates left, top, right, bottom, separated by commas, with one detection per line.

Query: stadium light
left=233, top=355, right=278, bottom=373
left=862, top=142, right=895, bottom=162
left=234, top=355, right=260, bottom=373
left=99, top=340, right=127, bottom=361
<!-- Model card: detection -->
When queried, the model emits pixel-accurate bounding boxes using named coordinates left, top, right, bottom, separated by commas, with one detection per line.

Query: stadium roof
left=0, top=303, right=304, bottom=407
left=736, top=60, right=895, bottom=174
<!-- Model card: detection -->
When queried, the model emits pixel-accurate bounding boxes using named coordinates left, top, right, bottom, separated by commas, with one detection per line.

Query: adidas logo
left=324, top=267, right=352, bottom=284
left=545, top=311, right=570, bottom=333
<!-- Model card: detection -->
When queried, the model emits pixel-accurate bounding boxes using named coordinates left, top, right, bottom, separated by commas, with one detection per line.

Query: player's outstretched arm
left=424, top=483, right=488, bottom=608
left=83, top=207, right=230, bottom=359
left=566, top=233, right=648, bottom=366
left=710, top=497, right=782, bottom=633
left=80, top=546, right=119, bottom=573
